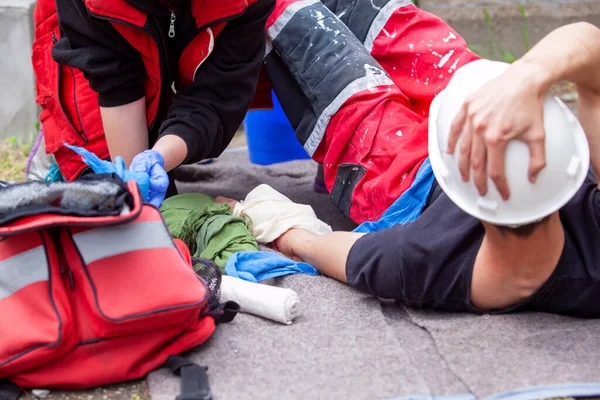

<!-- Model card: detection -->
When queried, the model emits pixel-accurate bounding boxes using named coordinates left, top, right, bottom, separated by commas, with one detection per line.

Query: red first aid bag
left=0, top=175, right=234, bottom=396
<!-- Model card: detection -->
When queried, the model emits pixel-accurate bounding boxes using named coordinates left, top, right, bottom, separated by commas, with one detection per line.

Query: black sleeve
left=345, top=194, right=484, bottom=312
left=52, top=0, right=146, bottom=107
left=158, top=0, right=276, bottom=164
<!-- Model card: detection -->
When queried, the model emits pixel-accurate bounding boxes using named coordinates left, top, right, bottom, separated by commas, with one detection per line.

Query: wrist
left=152, top=135, right=188, bottom=172
left=511, top=59, right=555, bottom=99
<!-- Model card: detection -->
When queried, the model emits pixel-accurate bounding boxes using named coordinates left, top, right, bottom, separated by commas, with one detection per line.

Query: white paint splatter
left=369, top=0, right=381, bottom=11
left=448, top=57, right=460, bottom=73
left=408, top=43, right=414, bottom=49
left=424, top=78, right=430, bottom=86
left=431, top=51, right=442, bottom=58
left=364, top=64, right=386, bottom=90
left=382, top=28, right=397, bottom=38
left=442, top=32, right=457, bottom=43
left=396, top=130, right=403, bottom=137
left=437, top=49, right=455, bottom=68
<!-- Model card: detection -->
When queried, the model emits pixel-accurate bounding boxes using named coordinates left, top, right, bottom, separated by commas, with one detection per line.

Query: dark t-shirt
left=346, top=171, right=600, bottom=317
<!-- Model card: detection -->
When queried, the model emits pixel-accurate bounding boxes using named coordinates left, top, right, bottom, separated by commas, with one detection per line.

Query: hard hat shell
left=428, top=59, right=590, bottom=226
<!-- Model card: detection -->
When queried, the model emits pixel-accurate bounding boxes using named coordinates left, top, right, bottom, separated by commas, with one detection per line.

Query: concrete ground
left=419, top=0, right=600, bottom=61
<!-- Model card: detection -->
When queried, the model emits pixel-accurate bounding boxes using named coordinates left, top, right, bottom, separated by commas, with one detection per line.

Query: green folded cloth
left=160, top=193, right=258, bottom=271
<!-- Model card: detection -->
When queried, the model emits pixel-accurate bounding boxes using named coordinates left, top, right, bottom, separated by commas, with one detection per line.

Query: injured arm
left=275, top=229, right=365, bottom=284
left=215, top=194, right=363, bottom=284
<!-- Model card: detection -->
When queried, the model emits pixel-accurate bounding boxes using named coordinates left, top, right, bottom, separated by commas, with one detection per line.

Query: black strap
left=212, top=301, right=240, bottom=325
left=0, top=380, right=20, bottom=400
left=166, top=356, right=211, bottom=400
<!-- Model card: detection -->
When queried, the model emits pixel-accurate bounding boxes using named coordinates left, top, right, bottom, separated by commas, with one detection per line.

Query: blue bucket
left=244, top=91, right=311, bottom=165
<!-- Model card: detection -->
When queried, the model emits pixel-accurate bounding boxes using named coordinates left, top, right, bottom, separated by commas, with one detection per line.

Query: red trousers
left=264, top=0, right=479, bottom=223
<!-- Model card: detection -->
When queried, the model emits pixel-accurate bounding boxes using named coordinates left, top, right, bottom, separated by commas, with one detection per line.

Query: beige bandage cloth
left=232, top=184, right=332, bottom=243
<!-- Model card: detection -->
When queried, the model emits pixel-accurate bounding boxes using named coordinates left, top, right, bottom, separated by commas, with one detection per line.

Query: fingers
left=146, top=187, right=166, bottom=208
left=487, top=135, right=510, bottom=200
left=149, top=164, right=169, bottom=190
left=458, top=118, right=474, bottom=182
left=471, top=133, right=488, bottom=196
left=448, top=104, right=468, bottom=154
left=527, top=130, right=547, bottom=182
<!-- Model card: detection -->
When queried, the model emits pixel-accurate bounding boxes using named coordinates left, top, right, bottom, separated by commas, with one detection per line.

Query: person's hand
left=446, top=62, right=549, bottom=200
left=129, top=150, right=169, bottom=208
left=215, top=196, right=240, bottom=211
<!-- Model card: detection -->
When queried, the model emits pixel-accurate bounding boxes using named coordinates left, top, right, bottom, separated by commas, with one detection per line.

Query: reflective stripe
left=267, top=0, right=320, bottom=43
left=364, top=0, right=412, bottom=53
left=304, top=72, right=394, bottom=155
left=193, top=28, right=215, bottom=81
left=73, top=221, right=174, bottom=264
left=0, top=245, right=48, bottom=301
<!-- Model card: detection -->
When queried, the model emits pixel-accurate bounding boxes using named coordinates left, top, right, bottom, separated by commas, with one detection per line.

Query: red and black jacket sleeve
left=158, top=0, right=276, bottom=164
left=52, top=0, right=146, bottom=108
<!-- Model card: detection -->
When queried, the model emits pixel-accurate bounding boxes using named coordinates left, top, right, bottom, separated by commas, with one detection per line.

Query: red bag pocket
left=0, top=231, right=76, bottom=378
left=64, top=206, right=208, bottom=338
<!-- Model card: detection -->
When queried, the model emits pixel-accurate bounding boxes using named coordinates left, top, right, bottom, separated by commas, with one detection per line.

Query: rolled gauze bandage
left=220, top=275, right=300, bottom=325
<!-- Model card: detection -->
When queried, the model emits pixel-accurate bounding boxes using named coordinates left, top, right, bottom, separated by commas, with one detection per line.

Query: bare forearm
left=515, top=22, right=600, bottom=183
left=100, top=97, right=148, bottom=167
left=578, top=91, right=600, bottom=182
left=517, top=22, right=600, bottom=95
left=283, top=229, right=365, bottom=283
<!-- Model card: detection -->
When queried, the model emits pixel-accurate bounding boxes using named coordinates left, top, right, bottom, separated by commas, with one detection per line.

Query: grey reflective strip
left=267, top=0, right=320, bottom=42
left=304, top=72, right=394, bottom=155
left=265, top=40, right=273, bottom=58
left=73, top=221, right=174, bottom=264
left=0, top=245, right=48, bottom=301
left=364, top=0, right=413, bottom=53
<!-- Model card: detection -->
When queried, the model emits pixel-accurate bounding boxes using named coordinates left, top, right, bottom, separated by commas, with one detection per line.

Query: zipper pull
left=169, top=12, right=176, bottom=38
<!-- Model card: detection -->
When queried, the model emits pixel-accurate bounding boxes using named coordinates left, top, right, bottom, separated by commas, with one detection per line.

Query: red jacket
left=32, top=0, right=274, bottom=181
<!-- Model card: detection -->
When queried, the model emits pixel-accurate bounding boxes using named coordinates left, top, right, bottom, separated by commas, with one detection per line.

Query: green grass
left=0, top=135, right=35, bottom=182
left=470, top=6, right=531, bottom=63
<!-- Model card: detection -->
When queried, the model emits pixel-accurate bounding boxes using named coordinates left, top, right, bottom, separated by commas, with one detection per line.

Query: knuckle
left=471, top=157, right=483, bottom=170
left=530, top=133, right=546, bottom=143
left=486, top=135, right=502, bottom=147
left=472, top=118, right=487, bottom=132
left=459, top=143, right=471, bottom=156
left=531, top=160, right=547, bottom=171
left=489, top=170, right=503, bottom=181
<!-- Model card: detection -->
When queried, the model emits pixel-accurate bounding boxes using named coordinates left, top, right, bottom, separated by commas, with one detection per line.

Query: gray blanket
left=148, top=151, right=600, bottom=400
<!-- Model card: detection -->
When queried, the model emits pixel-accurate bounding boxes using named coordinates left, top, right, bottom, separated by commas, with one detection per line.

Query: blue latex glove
left=64, top=144, right=150, bottom=200
left=129, top=150, right=169, bottom=208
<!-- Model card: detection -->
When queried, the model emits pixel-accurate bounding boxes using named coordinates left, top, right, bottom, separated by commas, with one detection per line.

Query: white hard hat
left=428, top=59, right=590, bottom=226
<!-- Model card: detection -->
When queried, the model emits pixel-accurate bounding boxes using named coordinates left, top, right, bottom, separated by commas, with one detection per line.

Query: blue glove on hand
left=129, top=150, right=169, bottom=208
